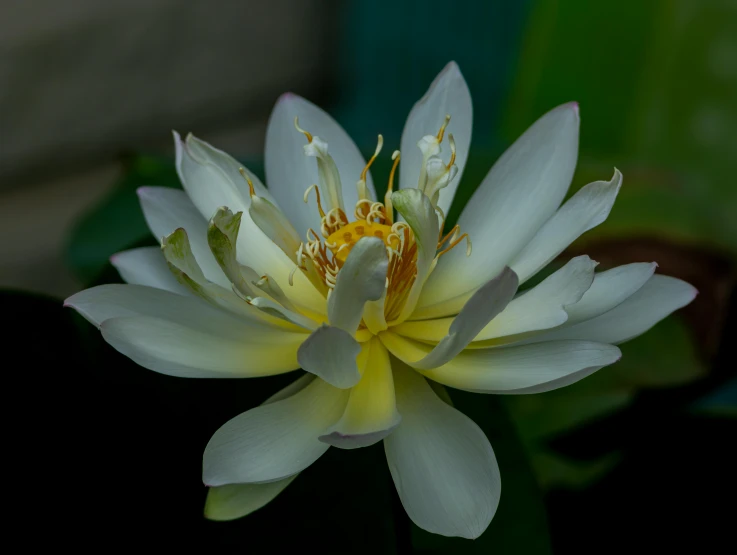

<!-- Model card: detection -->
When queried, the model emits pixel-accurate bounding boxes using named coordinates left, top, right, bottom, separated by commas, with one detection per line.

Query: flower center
left=327, top=220, right=396, bottom=266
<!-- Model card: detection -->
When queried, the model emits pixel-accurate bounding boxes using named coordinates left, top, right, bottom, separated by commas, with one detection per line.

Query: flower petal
left=137, top=186, right=229, bottom=288
left=564, top=262, right=657, bottom=325
left=203, top=378, right=349, bottom=486
left=526, top=275, right=697, bottom=345
left=384, top=362, right=500, bottom=539
left=397, top=256, right=595, bottom=344
left=510, top=169, right=622, bottom=284
left=399, top=61, right=472, bottom=215
left=110, top=246, right=190, bottom=295
left=204, top=476, right=298, bottom=521
left=297, top=324, right=362, bottom=389
left=320, top=338, right=401, bottom=449
left=328, top=237, right=388, bottom=334
left=265, top=94, right=374, bottom=236
left=416, top=102, right=580, bottom=318
left=101, top=315, right=304, bottom=378
left=405, top=267, right=519, bottom=370
left=381, top=332, right=621, bottom=394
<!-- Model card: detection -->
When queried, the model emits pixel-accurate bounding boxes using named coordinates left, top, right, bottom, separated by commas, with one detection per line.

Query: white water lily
left=65, top=61, right=697, bottom=539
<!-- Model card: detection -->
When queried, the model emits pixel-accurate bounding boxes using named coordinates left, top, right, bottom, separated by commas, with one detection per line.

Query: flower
left=65, top=61, right=697, bottom=539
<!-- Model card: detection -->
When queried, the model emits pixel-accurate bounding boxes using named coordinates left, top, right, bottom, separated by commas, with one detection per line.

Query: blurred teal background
left=2, top=0, right=735, bottom=552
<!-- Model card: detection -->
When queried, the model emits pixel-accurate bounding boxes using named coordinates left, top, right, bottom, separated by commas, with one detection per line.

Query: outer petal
left=203, top=378, right=349, bottom=486
left=297, top=325, right=362, bottom=389
left=509, top=169, right=622, bottom=283
left=381, top=332, right=621, bottom=394
left=328, top=237, right=388, bottom=334
left=416, top=102, right=580, bottom=318
left=399, top=61, right=472, bottom=215
left=204, top=476, right=298, bottom=521
left=384, top=362, right=500, bottom=539
left=137, top=186, right=229, bottom=288
left=320, top=338, right=401, bottom=449
left=525, top=275, right=697, bottom=345
left=404, top=267, right=518, bottom=370
left=265, top=94, right=374, bottom=236
left=101, top=316, right=304, bottom=378
left=110, top=246, right=190, bottom=295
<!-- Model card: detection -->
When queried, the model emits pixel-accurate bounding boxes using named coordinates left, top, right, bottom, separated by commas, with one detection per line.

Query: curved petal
left=405, top=267, right=518, bottom=370
left=110, top=246, right=190, bottom=295
left=384, top=362, right=500, bottom=539
left=381, top=332, right=621, bottom=394
left=265, top=94, right=374, bottom=237
left=203, top=378, right=349, bottom=486
left=416, top=102, right=580, bottom=318
left=510, top=169, right=622, bottom=284
left=525, top=274, right=697, bottom=345
left=297, top=324, right=362, bottom=389
left=205, top=475, right=298, bottom=521
left=320, top=338, right=400, bottom=449
left=397, top=256, right=595, bottom=344
left=137, top=186, right=229, bottom=288
left=328, top=237, right=388, bottom=333
left=400, top=61, right=472, bottom=215
left=101, top=316, right=304, bottom=378
left=564, top=262, right=657, bottom=325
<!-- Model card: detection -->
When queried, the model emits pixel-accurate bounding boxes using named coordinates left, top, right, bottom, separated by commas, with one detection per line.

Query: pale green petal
left=205, top=476, right=298, bottom=521
left=297, top=324, right=362, bottom=389
left=110, top=246, right=190, bottom=295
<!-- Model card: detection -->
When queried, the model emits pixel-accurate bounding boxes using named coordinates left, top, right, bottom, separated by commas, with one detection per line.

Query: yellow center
left=327, top=220, right=397, bottom=266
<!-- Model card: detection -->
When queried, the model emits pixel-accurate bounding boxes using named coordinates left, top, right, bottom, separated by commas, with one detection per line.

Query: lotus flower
left=65, top=62, right=696, bottom=539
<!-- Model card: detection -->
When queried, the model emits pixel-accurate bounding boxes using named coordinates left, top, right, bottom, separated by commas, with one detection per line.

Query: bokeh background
left=4, top=1, right=735, bottom=552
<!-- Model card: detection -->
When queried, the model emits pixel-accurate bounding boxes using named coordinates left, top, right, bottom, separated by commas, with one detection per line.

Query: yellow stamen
left=239, top=168, right=256, bottom=197
left=436, top=114, right=451, bottom=142
left=447, top=134, right=457, bottom=169
left=384, top=150, right=400, bottom=225
left=303, top=184, right=326, bottom=218
left=437, top=232, right=472, bottom=259
left=361, top=135, right=383, bottom=182
left=294, top=117, right=313, bottom=143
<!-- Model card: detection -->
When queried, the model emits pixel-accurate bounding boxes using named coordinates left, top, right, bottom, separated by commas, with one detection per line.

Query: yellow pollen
left=327, top=220, right=395, bottom=265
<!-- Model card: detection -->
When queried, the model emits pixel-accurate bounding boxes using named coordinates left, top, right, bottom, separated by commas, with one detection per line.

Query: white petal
left=416, top=102, right=580, bottom=318
left=110, top=246, right=190, bottom=295
left=101, top=315, right=304, bottom=378
left=390, top=189, right=440, bottom=323
left=320, top=338, right=400, bottom=449
left=527, top=275, right=697, bottom=345
left=408, top=267, right=518, bottom=370
left=381, top=332, right=621, bottom=394
left=397, top=256, right=596, bottom=344
left=511, top=169, right=622, bottom=283
left=564, top=262, right=657, bottom=325
left=384, top=362, right=500, bottom=539
left=297, top=324, right=362, bottom=388
left=203, top=378, right=349, bottom=486
left=265, top=94, right=374, bottom=236
left=137, top=186, right=229, bottom=288
left=400, top=61, right=473, bottom=215
left=473, top=255, right=597, bottom=342
left=328, top=237, right=388, bottom=333
left=205, top=476, right=298, bottom=521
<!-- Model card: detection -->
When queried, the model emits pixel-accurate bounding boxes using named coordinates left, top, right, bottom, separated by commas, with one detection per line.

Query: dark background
left=4, top=1, right=735, bottom=552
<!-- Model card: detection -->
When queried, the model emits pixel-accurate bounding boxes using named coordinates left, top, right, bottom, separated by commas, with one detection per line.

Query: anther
left=239, top=168, right=256, bottom=197
left=303, top=184, right=326, bottom=218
